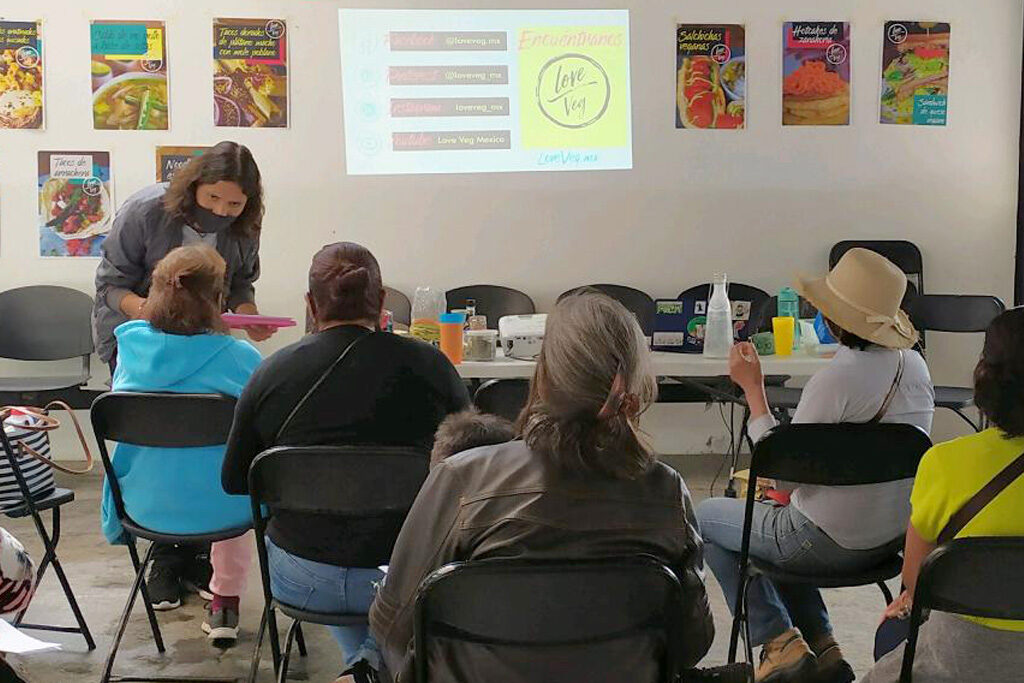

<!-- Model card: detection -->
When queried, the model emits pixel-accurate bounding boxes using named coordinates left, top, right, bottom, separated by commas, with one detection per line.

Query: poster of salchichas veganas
left=783, top=22, right=850, bottom=126
left=0, top=21, right=43, bottom=129
left=213, top=18, right=288, bottom=127
left=676, top=24, right=744, bottom=129
left=90, top=20, right=169, bottom=130
left=38, top=151, right=113, bottom=258
left=880, top=22, right=950, bottom=126
left=156, top=146, right=210, bottom=182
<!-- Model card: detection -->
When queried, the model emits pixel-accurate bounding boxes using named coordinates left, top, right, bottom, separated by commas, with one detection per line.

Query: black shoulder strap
left=274, top=332, right=368, bottom=443
left=937, top=449, right=1024, bottom=544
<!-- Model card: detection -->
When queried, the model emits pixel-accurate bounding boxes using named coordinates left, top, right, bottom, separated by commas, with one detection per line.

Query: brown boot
left=756, top=628, right=817, bottom=682
left=809, top=634, right=855, bottom=683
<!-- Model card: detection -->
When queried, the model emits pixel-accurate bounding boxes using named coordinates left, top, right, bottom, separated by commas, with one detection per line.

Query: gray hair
left=519, top=292, right=657, bottom=479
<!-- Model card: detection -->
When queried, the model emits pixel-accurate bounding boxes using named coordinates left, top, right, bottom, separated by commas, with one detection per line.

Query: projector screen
left=338, top=9, right=632, bottom=175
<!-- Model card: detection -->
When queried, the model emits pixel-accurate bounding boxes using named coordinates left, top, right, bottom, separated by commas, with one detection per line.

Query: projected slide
left=338, top=9, right=632, bottom=175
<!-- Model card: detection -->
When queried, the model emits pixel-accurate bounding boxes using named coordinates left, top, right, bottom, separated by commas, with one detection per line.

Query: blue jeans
left=697, top=497, right=896, bottom=647
left=266, top=537, right=384, bottom=670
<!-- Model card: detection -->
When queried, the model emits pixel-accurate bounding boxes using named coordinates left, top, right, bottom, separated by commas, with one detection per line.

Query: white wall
left=1, top=0, right=1020, bottom=455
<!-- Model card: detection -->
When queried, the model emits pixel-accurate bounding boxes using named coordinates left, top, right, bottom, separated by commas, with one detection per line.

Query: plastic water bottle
left=703, top=273, right=734, bottom=358
left=777, top=287, right=801, bottom=351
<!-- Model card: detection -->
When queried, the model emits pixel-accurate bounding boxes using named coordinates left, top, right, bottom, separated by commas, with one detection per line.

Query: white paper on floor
left=0, top=619, right=61, bottom=654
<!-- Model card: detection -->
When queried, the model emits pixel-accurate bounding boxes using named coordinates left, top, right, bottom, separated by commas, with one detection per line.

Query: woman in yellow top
left=864, top=307, right=1024, bottom=683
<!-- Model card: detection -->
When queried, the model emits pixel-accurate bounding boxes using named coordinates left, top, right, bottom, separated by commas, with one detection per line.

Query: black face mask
left=191, top=205, right=236, bottom=234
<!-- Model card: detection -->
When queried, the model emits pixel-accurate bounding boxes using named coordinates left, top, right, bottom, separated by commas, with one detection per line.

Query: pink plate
left=221, top=313, right=297, bottom=329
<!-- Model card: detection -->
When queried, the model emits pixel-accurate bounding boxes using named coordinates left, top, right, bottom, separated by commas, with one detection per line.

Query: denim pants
left=266, top=537, right=384, bottom=670
left=697, top=497, right=896, bottom=647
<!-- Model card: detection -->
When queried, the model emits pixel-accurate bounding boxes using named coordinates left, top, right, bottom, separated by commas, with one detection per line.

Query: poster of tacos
left=213, top=18, right=288, bottom=128
left=675, top=24, right=744, bottom=130
left=90, top=20, right=169, bottom=130
left=0, top=21, right=43, bottom=129
left=880, top=22, right=950, bottom=126
left=38, top=151, right=113, bottom=258
left=156, top=145, right=210, bottom=182
left=783, top=22, right=850, bottom=126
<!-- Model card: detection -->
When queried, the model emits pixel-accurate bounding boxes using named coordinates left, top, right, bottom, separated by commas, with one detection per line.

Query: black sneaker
left=202, top=606, right=239, bottom=647
left=182, top=551, right=214, bottom=601
left=145, top=561, right=182, bottom=611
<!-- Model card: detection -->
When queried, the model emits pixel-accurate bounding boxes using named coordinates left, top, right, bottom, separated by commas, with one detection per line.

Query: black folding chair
left=473, top=379, right=530, bottom=422
left=900, top=537, right=1024, bottom=682
left=0, top=424, right=94, bottom=650
left=91, top=392, right=245, bottom=683
left=446, top=285, right=535, bottom=326
left=0, top=286, right=99, bottom=409
left=728, top=423, right=933, bottom=665
left=908, top=294, right=1005, bottom=432
left=247, top=445, right=429, bottom=683
left=830, top=240, right=923, bottom=302
left=558, top=284, right=656, bottom=338
left=413, top=557, right=697, bottom=683
left=384, top=286, right=412, bottom=327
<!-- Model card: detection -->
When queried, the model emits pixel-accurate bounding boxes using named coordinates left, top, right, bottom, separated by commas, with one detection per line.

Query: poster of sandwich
left=0, top=20, right=43, bottom=129
left=675, top=24, right=744, bottom=129
left=213, top=18, right=288, bottom=128
left=156, top=145, right=210, bottom=182
left=38, top=151, right=113, bottom=258
left=782, top=22, right=850, bottom=126
left=880, top=22, right=950, bottom=126
left=90, top=20, right=169, bottom=130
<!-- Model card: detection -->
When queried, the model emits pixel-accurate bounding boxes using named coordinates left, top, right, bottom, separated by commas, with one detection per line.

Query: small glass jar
left=464, top=329, right=498, bottom=361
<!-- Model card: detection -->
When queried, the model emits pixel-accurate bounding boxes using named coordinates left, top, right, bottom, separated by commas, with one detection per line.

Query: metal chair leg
left=742, top=576, right=755, bottom=666
left=127, top=540, right=165, bottom=652
left=277, top=619, right=300, bottom=683
left=268, top=604, right=283, bottom=675
left=101, top=543, right=157, bottom=683
left=295, top=621, right=307, bottom=657
left=14, top=505, right=95, bottom=650
left=248, top=606, right=269, bottom=683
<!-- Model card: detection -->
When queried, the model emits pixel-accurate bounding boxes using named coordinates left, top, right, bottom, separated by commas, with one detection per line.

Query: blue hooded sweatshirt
left=100, top=320, right=262, bottom=544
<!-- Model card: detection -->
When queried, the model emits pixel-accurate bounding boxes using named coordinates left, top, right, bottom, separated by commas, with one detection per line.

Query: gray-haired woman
left=369, top=292, right=715, bottom=683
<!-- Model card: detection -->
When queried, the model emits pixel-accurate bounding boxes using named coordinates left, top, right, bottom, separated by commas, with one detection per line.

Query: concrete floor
left=8, top=458, right=892, bottom=682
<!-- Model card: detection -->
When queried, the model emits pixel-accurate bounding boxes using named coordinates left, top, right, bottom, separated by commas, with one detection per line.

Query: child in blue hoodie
left=100, top=245, right=261, bottom=646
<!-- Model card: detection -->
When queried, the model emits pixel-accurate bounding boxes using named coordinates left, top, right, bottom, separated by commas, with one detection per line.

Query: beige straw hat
left=796, top=248, right=919, bottom=350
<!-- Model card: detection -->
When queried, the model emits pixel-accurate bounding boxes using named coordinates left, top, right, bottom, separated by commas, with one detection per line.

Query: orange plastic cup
left=772, top=317, right=795, bottom=357
left=439, top=313, right=466, bottom=364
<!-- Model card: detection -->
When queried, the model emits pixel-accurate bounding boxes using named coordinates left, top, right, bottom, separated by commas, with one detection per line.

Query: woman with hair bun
left=222, top=242, right=470, bottom=673
left=369, top=291, right=714, bottom=683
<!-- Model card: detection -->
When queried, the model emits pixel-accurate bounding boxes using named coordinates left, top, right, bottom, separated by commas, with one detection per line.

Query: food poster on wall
left=880, top=22, right=950, bottom=126
left=0, top=20, right=43, bottom=129
left=90, top=20, right=168, bottom=130
left=675, top=24, right=744, bottom=129
left=156, top=146, right=210, bottom=182
left=213, top=18, right=288, bottom=128
left=38, top=151, right=113, bottom=258
left=782, top=22, right=850, bottom=126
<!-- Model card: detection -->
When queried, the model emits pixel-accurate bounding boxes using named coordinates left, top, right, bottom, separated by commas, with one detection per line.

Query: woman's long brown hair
left=163, top=141, right=263, bottom=238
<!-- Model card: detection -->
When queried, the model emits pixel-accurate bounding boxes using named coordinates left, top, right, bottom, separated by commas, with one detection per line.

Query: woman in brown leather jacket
left=369, top=291, right=715, bottom=682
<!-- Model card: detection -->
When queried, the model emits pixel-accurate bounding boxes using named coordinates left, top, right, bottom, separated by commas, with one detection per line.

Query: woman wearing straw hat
left=697, top=248, right=935, bottom=683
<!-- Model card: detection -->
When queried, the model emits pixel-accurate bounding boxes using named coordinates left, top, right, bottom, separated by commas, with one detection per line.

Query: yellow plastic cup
left=772, top=317, right=795, bottom=357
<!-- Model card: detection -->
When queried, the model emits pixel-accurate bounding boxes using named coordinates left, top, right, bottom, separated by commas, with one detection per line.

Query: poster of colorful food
left=0, top=21, right=43, bottom=129
left=880, top=22, right=950, bottom=126
left=38, top=151, right=113, bottom=258
left=213, top=18, right=288, bottom=128
left=90, top=21, right=169, bottom=130
left=675, top=24, right=744, bottom=129
left=156, top=145, right=210, bottom=182
left=782, top=22, right=850, bottom=126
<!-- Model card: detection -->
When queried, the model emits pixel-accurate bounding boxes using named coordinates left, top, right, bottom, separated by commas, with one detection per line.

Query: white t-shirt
left=749, top=345, right=935, bottom=549
left=181, top=225, right=217, bottom=248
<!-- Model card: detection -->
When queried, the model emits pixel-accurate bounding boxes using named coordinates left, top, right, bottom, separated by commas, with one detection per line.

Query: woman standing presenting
left=93, top=140, right=274, bottom=370
left=92, top=140, right=274, bottom=613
